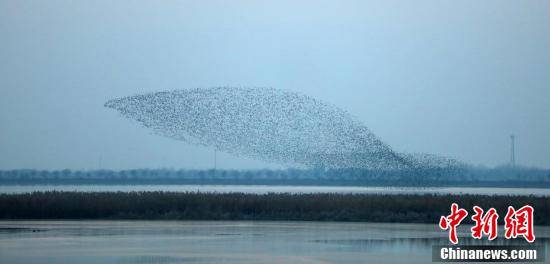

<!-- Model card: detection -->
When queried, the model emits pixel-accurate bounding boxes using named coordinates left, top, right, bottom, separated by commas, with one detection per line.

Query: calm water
left=0, top=221, right=548, bottom=264
left=0, top=184, right=549, bottom=196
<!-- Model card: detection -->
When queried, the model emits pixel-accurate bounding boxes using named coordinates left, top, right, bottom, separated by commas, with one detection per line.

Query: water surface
left=0, top=221, right=548, bottom=264
left=0, top=185, right=549, bottom=196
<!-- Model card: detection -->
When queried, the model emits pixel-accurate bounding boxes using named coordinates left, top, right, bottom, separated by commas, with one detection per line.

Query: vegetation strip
left=0, top=191, right=548, bottom=224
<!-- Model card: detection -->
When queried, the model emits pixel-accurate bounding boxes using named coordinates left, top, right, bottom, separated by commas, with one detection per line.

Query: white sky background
left=1, top=0, right=549, bottom=170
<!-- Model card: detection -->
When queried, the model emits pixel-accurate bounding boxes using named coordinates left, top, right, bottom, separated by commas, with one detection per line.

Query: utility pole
left=213, top=148, right=217, bottom=179
left=510, top=135, right=516, bottom=168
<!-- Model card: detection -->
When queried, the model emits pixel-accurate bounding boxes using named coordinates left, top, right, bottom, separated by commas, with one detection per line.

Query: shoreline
left=2, top=179, right=549, bottom=188
left=1, top=184, right=549, bottom=197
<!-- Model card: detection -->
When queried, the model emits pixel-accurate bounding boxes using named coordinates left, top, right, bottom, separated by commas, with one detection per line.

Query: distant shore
left=1, top=191, right=548, bottom=225
left=2, top=167, right=549, bottom=188
left=2, top=179, right=550, bottom=188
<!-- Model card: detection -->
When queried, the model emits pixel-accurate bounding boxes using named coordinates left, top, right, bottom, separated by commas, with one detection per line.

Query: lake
left=0, top=184, right=549, bottom=196
left=0, top=221, right=548, bottom=264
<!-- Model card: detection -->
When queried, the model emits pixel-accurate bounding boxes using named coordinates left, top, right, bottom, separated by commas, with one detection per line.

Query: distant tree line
left=0, top=166, right=549, bottom=187
left=0, top=191, right=548, bottom=225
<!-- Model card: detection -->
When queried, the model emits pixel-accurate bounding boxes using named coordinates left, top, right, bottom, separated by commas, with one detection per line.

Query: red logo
left=439, top=203, right=468, bottom=244
left=439, top=204, right=535, bottom=244
left=471, top=206, right=498, bottom=241
left=504, top=205, right=535, bottom=243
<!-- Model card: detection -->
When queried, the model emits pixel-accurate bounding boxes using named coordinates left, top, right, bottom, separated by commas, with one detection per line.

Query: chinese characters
left=439, top=204, right=535, bottom=244
left=439, top=203, right=468, bottom=244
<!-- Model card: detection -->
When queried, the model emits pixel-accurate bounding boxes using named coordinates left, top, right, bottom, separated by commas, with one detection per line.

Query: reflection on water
left=1, top=185, right=549, bottom=196
left=0, top=221, right=548, bottom=264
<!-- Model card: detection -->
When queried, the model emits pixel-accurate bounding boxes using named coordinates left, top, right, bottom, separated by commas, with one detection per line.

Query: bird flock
left=105, top=87, right=464, bottom=171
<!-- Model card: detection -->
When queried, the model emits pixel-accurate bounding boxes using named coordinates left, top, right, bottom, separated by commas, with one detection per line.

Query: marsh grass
left=0, top=191, right=548, bottom=225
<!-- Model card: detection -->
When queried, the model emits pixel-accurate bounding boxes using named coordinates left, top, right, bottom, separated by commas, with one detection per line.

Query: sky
left=1, top=0, right=549, bottom=170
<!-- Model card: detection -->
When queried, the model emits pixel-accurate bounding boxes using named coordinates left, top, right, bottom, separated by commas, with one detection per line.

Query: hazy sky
left=1, top=0, right=549, bottom=170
